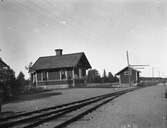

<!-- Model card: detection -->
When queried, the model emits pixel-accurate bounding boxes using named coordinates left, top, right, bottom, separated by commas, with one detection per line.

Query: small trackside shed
left=30, top=49, right=91, bottom=88
left=116, top=66, right=140, bottom=86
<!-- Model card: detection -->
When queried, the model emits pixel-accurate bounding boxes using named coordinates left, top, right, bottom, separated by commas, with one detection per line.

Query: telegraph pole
left=152, top=67, right=154, bottom=78
left=125, top=51, right=149, bottom=87
left=158, top=71, right=160, bottom=77
left=126, top=51, right=130, bottom=66
left=0, top=49, right=2, bottom=112
left=126, top=51, right=131, bottom=87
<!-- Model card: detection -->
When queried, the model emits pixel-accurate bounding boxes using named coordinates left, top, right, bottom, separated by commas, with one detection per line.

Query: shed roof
left=31, top=52, right=91, bottom=71
left=116, top=66, right=140, bottom=75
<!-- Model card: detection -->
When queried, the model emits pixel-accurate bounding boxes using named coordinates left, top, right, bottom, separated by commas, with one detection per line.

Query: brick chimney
left=55, top=49, right=63, bottom=56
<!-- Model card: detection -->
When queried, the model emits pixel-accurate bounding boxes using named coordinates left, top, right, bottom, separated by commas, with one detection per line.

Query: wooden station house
left=116, top=66, right=140, bottom=86
left=30, top=49, right=91, bottom=88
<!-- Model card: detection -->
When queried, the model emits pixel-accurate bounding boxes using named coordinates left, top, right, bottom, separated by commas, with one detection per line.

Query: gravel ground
left=2, top=88, right=123, bottom=113
left=68, top=84, right=167, bottom=128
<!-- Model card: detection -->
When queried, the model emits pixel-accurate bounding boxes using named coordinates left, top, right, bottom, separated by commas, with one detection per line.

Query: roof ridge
left=0, top=58, right=9, bottom=67
left=39, top=52, right=84, bottom=58
left=31, top=51, right=91, bottom=70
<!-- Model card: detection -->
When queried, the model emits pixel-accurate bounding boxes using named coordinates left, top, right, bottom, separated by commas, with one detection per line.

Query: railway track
left=0, top=88, right=137, bottom=128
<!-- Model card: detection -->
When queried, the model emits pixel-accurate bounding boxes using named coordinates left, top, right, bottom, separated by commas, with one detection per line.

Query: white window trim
left=37, top=72, right=43, bottom=82
left=124, top=71, right=129, bottom=76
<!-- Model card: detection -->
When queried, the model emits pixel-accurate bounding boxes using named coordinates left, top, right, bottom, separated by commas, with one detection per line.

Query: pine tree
left=102, top=69, right=108, bottom=83
left=87, top=69, right=101, bottom=83
left=108, top=72, right=114, bottom=82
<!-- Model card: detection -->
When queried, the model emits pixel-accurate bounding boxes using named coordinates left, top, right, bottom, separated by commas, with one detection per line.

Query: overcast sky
left=0, top=0, right=167, bottom=78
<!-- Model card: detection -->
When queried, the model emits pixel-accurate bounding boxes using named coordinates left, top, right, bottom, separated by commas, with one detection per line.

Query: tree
left=25, top=62, right=33, bottom=71
left=25, top=62, right=33, bottom=80
left=0, top=67, right=16, bottom=103
left=108, top=72, right=115, bottom=82
left=87, top=69, right=101, bottom=83
left=17, top=72, right=25, bottom=84
left=113, top=76, right=119, bottom=82
left=14, top=72, right=26, bottom=94
left=102, top=69, right=108, bottom=83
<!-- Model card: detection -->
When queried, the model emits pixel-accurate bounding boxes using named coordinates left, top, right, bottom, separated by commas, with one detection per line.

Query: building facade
left=116, top=66, right=140, bottom=86
left=30, top=49, right=91, bottom=88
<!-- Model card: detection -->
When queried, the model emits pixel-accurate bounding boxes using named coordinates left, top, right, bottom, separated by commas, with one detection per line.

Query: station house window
left=67, top=70, right=72, bottom=80
left=124, top=71, right=129, bottom=76
left=61, top=70, right=66, bottom=80
left=48, top=71, right=60, bottom=80
left=37, top=72, right=42, bottom=81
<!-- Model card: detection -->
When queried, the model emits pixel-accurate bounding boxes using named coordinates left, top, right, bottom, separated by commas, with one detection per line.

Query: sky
left=0, top=0, right=167, bottom=78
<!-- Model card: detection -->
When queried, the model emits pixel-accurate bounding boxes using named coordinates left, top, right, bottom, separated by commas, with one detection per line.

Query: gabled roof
left=31, top=52, right=91, bottom=71
left=0, top=58, right=9, bottom=69
left=116, top=66, right=140, bottom=75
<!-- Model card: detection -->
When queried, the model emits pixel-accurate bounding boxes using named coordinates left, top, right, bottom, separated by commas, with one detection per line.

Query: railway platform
left=68, top=84, right=167, bottom=128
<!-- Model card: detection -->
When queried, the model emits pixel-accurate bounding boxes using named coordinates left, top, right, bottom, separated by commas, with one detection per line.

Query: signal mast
left=126, top=51, right=149, bottom=86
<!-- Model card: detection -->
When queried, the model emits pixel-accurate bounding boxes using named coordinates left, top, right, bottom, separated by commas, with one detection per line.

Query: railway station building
left=30, top=49, right=91, bottom=88
left=115, top=66, right=140, bottom=86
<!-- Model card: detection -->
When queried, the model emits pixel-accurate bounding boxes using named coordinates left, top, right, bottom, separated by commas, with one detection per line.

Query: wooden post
left=136, top=72, right=138, bottom=84
left=127, top=51, right=131, bottom=87
left=59, top=71, right=62, bottom=80
left=119, top=75, right=121, bottom=86
left=79, top=68, right=82, bottom=78
left=65, top=71, right=68, bottom=80
left=152, top=67, right=154, bottom=82
left=35, top=73, right=37, bottom=87
left=0, top=90, right=2, bottom=112
left=41, top=72, right=43, bottom=82
left=46, top=72, right=49, bottom=80
left=128, top=67, right=131, bottom=87
left=72, top=68, right=75, bottom=87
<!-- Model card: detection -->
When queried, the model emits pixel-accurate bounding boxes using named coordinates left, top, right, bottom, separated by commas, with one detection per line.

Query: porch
left=32, top=67, right=87, bottom=87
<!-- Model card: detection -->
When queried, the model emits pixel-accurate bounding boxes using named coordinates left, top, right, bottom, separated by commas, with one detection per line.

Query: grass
left=87, top=83, right=118, bottom=88
left=3, top=87, right=62, bottom=105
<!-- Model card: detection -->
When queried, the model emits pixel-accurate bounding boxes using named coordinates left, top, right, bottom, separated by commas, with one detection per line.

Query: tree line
left=0, top=67, right=118, bottom=98
left=87, top=69, right=118, bottom=83
left=0, top=67, right=29, bottom=98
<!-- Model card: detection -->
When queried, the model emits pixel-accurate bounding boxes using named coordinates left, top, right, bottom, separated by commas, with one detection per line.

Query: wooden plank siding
left=32, top=67, right=86, bottom=87
left=119, top=69, right=139, bottom=84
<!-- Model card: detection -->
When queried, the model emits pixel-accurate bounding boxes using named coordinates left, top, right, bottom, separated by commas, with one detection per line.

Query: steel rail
left=23, top=89, right=134, bottom=128
left=0, top=88, right=137, bottom=128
